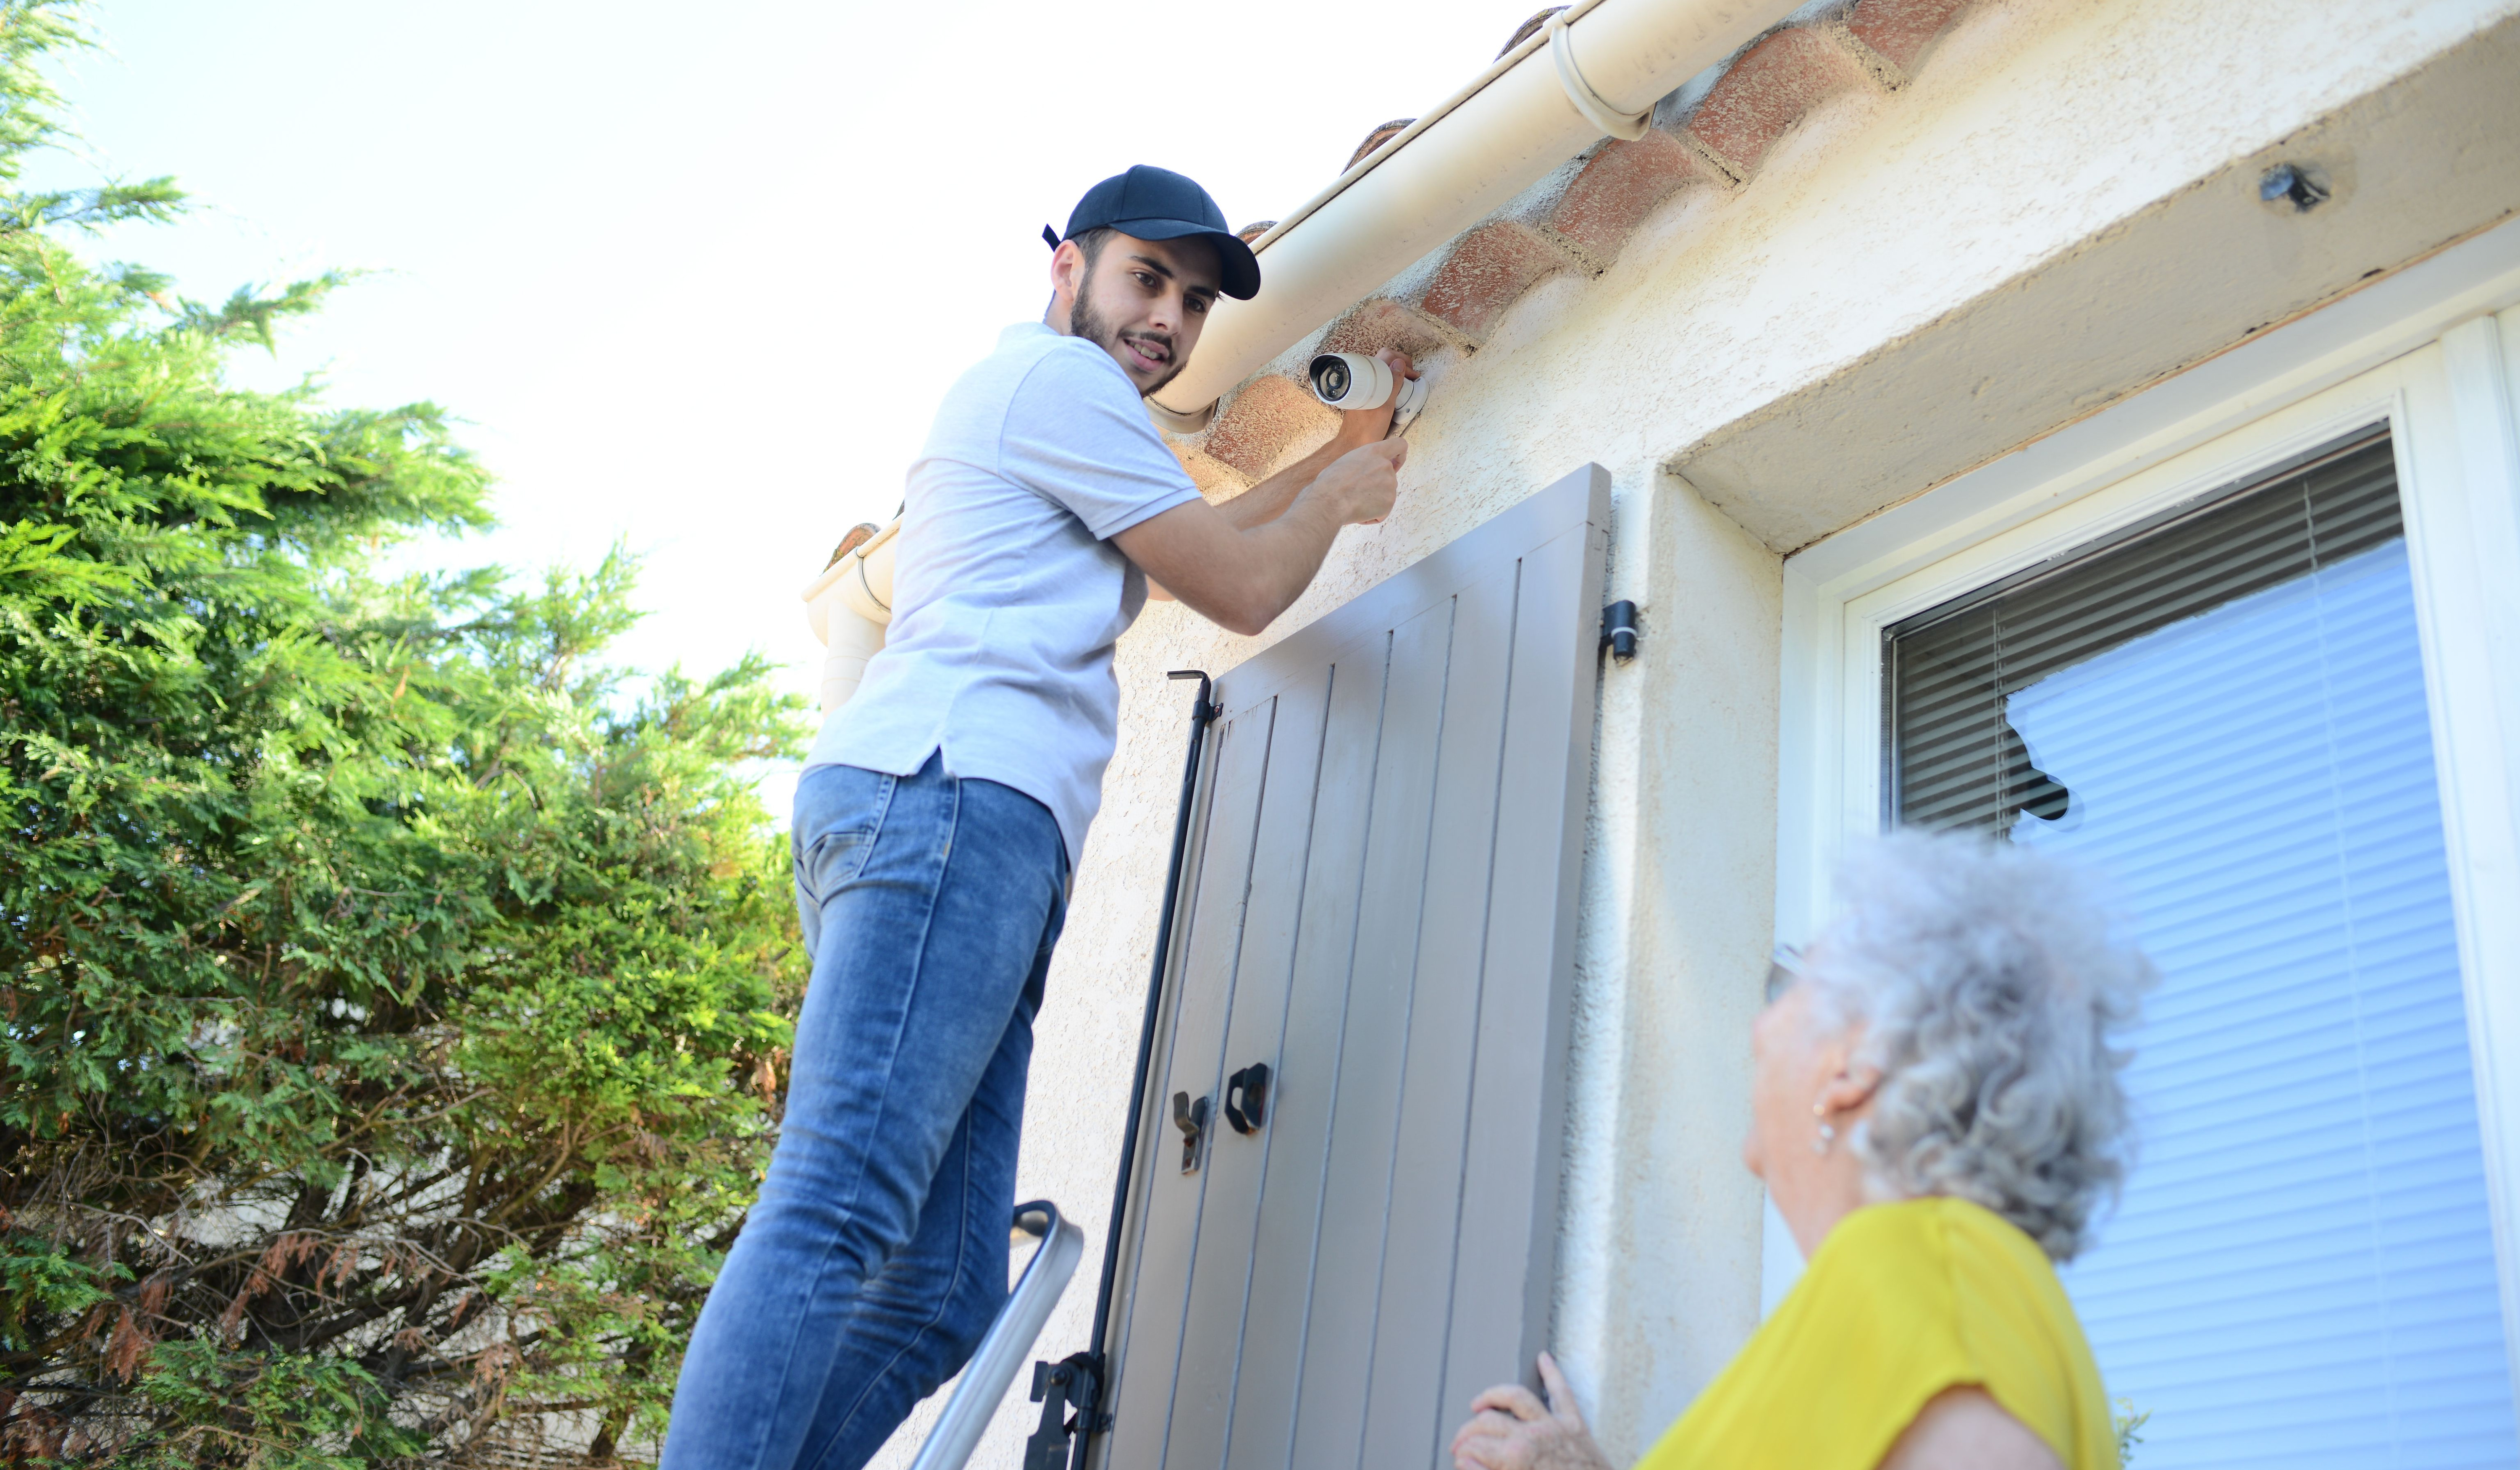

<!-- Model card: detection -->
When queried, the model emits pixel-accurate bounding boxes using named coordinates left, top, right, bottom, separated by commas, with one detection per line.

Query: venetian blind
left=1885, top=433, right=2520, bottom=1467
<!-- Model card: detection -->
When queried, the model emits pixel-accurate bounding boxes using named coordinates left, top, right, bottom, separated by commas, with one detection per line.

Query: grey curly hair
left=1801, top=829, right=2155, bottom=1262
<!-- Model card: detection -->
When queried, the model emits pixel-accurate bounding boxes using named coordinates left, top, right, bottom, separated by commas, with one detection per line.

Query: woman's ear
left=1822, top=1061, right=1883, bottom=1117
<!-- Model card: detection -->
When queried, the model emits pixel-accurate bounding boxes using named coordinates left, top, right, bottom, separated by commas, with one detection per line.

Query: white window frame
left=1766, top=214, right=2520, bottom=1416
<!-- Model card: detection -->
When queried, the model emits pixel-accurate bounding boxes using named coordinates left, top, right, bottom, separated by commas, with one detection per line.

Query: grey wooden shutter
left=1099, top=465, right=1608, bottom=1470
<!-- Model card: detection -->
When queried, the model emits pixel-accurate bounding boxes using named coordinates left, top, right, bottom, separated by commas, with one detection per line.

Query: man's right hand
left=1334, top=347, right=1420, bottom=444
left=1310, top=437, right=1407, bottom=526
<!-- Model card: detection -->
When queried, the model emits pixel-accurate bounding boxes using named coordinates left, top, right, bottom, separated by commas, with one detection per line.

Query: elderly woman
left=1452, top=831, right=2153, bottom=1470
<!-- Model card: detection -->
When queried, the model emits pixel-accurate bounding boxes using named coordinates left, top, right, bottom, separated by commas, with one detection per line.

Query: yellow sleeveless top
left=1636, top=1197, right=2115, bottom=1470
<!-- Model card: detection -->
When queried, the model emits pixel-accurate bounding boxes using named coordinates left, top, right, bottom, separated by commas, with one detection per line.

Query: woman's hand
left=1450, top=1352, right=1616, bottom=1470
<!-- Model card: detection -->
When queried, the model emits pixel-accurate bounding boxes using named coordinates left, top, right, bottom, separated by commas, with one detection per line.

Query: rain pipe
left=801, top=518, right=900, bottom=714
left=1144, top=0, right=1804, bottom=429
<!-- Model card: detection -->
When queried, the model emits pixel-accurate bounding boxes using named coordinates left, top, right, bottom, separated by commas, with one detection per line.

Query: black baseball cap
left=1044, top=165, right=1261, bottom=301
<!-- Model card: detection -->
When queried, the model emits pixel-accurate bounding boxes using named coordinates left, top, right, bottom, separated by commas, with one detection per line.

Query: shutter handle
left=1172, top=1091, right=1210, bottom=1173
left=1223, top=1063, right=1271, bottom=1134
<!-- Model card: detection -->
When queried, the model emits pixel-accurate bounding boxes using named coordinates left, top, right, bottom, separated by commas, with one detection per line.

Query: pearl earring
left=1811, top=1099, right=1836, bottom=1156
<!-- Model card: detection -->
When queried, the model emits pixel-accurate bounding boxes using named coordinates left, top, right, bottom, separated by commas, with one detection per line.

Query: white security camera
left=1307, top=352, right=1428, bottom=422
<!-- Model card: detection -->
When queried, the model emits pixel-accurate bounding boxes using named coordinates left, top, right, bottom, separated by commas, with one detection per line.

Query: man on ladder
left=661, top=165, right=1415, bottom=1470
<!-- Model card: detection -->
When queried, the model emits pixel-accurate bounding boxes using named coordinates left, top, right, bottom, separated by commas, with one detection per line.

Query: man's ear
left=1049, top=239, right=1087, bottom=302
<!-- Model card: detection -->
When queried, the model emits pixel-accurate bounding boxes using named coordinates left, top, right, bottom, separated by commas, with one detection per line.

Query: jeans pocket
left=799, top=826, right=875, bottom=900
left=793, top=765, right=896, bottom=904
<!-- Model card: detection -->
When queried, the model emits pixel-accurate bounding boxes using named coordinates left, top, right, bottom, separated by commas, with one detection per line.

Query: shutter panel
left=1101, top=465, right=1609, bottom=1470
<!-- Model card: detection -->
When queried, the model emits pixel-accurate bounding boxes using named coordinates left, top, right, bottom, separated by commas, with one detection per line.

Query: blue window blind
left=1886, top=434, right=2518, bottom=1467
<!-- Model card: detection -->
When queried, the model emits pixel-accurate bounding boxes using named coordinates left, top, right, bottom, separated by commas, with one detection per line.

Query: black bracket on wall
left=1601, top=600, right=1640, bottom=662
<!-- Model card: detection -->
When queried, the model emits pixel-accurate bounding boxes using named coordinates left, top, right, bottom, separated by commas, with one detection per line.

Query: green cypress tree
left=0, top=5, right=808, bottom=1462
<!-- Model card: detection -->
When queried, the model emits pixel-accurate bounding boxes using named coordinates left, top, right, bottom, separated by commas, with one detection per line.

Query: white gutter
left=1149, top=0, right=1803, bottom=426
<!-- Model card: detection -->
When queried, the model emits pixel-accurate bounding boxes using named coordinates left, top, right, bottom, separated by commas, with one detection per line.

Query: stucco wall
left=1554, top=474, right=1780, bottom=1458
left=868, top=0, right=2520, bottom=1464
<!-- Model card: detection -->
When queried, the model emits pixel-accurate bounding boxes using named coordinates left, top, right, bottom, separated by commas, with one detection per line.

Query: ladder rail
left=906, top=1201, right=1085, bottom=1470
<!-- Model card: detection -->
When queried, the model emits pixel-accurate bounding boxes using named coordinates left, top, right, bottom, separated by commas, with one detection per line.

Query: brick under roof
left=1171, top=0, right=1977, bottom=488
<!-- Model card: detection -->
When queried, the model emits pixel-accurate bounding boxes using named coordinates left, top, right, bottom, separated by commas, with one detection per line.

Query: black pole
left=1073, top=669, right=1213, bottom=1465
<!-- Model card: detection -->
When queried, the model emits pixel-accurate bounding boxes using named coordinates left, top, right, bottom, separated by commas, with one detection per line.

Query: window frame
left=1767, top=214, right=2520, bottom=1417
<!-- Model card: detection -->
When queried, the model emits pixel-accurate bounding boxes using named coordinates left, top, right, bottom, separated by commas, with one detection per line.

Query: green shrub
left=0, top=4, right=807, bottom=1460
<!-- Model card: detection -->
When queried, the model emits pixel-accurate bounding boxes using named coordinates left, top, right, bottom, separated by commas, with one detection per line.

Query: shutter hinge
left=1600, top=600, right=1640, bottom=662
left=1023, top=1350, right=1106, bottom=1470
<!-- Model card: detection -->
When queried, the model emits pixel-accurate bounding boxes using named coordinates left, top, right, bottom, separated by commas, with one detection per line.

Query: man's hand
left=1205, top=348, right=1415, bottom=533
left=1335, top=347, right=1419, bottom=445
left=1450, top=1353, right=1616, bottom=1470
left=1313, top=437, right=1406, bottom=526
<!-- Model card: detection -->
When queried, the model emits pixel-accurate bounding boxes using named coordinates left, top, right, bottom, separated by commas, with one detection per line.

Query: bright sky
left=32, top=0, right=1545, bottom=706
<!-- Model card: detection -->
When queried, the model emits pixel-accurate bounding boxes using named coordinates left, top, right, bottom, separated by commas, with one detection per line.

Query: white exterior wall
left=878, top=0, right=2520, bottom=1463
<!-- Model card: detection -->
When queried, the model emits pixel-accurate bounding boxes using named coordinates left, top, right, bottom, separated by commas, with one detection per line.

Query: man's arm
left=1114, top=435, right=1405, bottom=637
left=1144, top=349, right=1415, bottom=605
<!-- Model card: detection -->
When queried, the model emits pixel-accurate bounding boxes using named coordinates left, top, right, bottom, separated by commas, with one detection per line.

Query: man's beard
left=1071, top=275, right=1186, bottom=399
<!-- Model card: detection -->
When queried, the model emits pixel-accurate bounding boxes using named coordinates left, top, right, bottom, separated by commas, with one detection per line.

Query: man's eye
left=1134, top=272, right=1157, bottom=289
left=1187, top=297, right=1209, bottom=314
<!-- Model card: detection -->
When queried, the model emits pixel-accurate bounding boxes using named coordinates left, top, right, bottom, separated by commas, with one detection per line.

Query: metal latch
left=1172, top=1092, right=1210, bottom=1173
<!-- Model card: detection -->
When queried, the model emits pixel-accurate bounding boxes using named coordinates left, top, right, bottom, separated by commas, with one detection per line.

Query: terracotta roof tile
left=1680, top=24, right=1880, bottom=178
left=1546, top=128, right=1717, bottom=263
left=1845, top=0, right=1976, bottom=77
left=1205, top=373, right=1335, bottom=479
left=1345, top=119, right=1418, bottom=172
left=1420, top=219, right=1585, bottom=340
left=1499, top=7, right=1570, bottom=59
left=1317, top=297, right=1459, bottom=362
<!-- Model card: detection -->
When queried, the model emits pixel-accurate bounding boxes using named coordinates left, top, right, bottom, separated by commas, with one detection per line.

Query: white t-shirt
left=804, top=321, right=1203, bottom=872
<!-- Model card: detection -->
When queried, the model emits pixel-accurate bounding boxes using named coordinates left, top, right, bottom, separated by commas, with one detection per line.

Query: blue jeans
left=661, top=754, right=1068, bottom=1470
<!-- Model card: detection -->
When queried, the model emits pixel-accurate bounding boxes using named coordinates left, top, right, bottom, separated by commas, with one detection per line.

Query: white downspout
left=1146, top=0, right=1801, bottom=427
left=801, top=519, right=900, bottom=715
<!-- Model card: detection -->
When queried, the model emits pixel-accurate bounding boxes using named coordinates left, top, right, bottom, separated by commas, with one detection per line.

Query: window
left=1884, top=433, right=2517, bottom=1466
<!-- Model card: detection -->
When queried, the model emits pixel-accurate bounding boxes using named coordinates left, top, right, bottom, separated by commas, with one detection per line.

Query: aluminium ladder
left=903, top=1200, right=1084, bottom=1470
